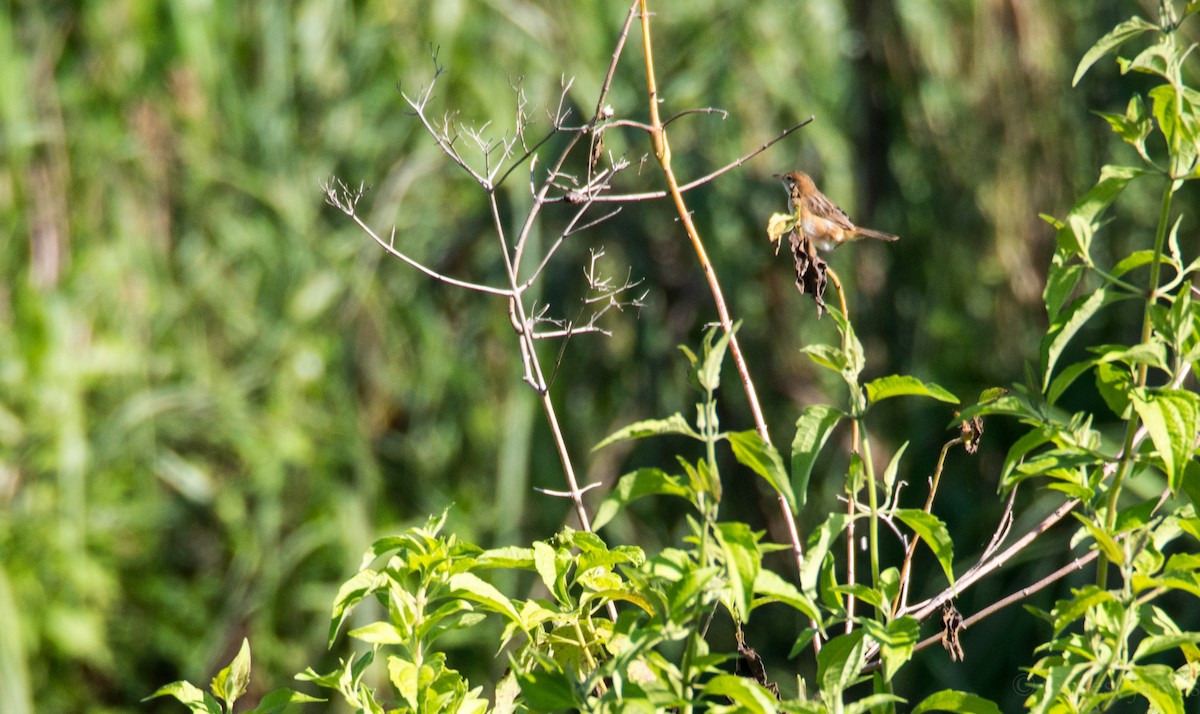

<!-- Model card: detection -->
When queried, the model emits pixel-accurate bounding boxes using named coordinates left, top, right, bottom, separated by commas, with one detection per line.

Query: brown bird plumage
left=775, top=171, right=898, bottom=250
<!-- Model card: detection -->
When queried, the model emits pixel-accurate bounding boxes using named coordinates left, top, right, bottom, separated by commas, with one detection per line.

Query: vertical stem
left=637, top=0, right=805, bottom=573
left=1100, top=179, right=1175, bottom=586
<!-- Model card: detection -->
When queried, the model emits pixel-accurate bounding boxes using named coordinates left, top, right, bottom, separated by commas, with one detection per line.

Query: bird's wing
left=805, top=192, right=857, bottom=231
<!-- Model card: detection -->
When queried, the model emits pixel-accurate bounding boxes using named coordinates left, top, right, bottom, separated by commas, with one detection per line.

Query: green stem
left=860, top=427, right=881, bottom=595
left=1099, top=178, right=1175, bottom=586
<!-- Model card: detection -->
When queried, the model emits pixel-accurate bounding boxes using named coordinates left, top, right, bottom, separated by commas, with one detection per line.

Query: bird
left=774, top=171, right=898, bottom=250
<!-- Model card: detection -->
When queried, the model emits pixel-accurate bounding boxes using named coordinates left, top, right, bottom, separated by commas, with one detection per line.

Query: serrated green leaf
left=592, top=468, right=690, bottom=530
left=1073, top=15, right=1158, bottom=86
left=791, top=405, right=843, bottom=512
left=141, top=682, right=222, bottom=714
left=1111, top=249, right=1158, bottom=278
left=752, top=568, right=821, bottom=624
left=702, top=674, right=777, bottom=714
left=1041, top=287, right=1124, bottom=390
left=1095, top=362, right=1133, bottom=418
left=245, top=688, right=325, bottom=714
left=447, top=573, right=520, bottom=620
left=882, top=441, right=909, bottom=496
left=514, top=665, right=579, bottom=711
left=1125, top=664, right=1186, bottom=714
left=593, top=413, right=699, bottom=451
left=817, top=630, right=866, bottom=703
left=862, top=616, right=919, bottom=682
left=913, top=689, right=1003, bottom=714
left=729, top=430, right=796, bottom=513
left=1044, top=260, right=1084, bottom=323
left=865, top=374, right=958, bottom=405
left=1047, top=359, right=1096, bottom=405
left=348, top=621, right=405, bottom=645
left=894, top=510, right=955, bottom=585
left=1132, top=633, right=1200, bottom=663
left=800, top=343, right=848, bottom=374
left=1131, top=387, right=1200, bottom=491
left=716, top=522, right=761, bottom=620
left=211, top=638, right=251, bottom=711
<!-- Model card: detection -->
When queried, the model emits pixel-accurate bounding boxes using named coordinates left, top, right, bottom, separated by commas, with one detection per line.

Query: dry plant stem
left=825, top=267, right=860, bottom=630
left=893, top=435, right=966, bottom=615
left=636, top=0, right=805, bottom=572
left=906, top=497, right=1080, bottom=621
left=864, top=545, right=1103, bottom=673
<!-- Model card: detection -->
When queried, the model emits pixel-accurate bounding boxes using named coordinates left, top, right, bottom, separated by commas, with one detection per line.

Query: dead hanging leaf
left=941, top=600, right=965, bottom=662
left=735, top=628, right=781, bottom=699
left=787, top=230, right=828, bottom=317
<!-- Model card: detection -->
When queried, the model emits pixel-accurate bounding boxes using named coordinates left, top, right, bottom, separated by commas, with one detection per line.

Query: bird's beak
left=772, top=173, right=784, bottom=179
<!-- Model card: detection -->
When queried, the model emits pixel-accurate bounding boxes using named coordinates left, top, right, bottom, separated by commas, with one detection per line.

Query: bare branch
left=322, top=178, right=512, bottom=297
left=581, top=117, right=814, bottom=203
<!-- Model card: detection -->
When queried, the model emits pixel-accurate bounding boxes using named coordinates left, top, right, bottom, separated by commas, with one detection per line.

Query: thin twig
left=636, top=0, right=807, bottom=579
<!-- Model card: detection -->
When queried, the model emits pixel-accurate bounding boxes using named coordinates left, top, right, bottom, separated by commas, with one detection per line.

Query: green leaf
left=592, top=468, right=690, bottom=530
left=802, top=513, right=848, bottom=595
left=1131, top=387, right=1200, bottom=491
left=1124, top=664, right=1186, bottom=714
left=790, top=405, right=843, bottom=512
left=1073, top=15, right=1159, bottom=86
left=1111, top=249, right=1157, bottom=278
left=881, top=441, right=909, bottom=496
left=348, top=621, right=405, bottom=645
left=801, top=344, right=848, bottom=374
left=1072, top=513, right=1125, bottom=565
left=861, top=617, right=919, bottom=683
left=715, top=522, right=761, bottom=620
left=913, top=689, right=1003, bottom=714
left=1043, top=259, right=1084, bottom=323
left=894, top=510, right=955, bottom=585
left=865, top=374, right=958, bottom=405
left=752, top=568, right=821, bottom=624
left=1095, top=362, right=1133, bottom=418
left=1041, top=287, right=1124, bottom=390
left=593, top=413, right=700, bottom=450
left=514, top=665, right=579, bottom=711
left=1132, top=633, right=1200, bottom=662
left=447, top=573, right=520, bottom=620
left=141, top=682, right=222, bottom=714
left=702, top=674, right=778, bottom=714
left=245, top=689, right=325, bottom=714
left=1046, top=359, right=1096, bottom=405
left=729, top=430, right=797, bottom=513
left=817, top=630, right=866, bottom=704
left=211, top=638, right=252, bottom=711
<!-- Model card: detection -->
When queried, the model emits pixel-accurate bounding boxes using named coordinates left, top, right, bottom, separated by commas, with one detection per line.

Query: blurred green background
left=2, top=1, right=1194, bottom=712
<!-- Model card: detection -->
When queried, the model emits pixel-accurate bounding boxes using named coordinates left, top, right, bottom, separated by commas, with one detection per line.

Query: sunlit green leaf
left=817, top=630, right=866, bottom=703
left=702, top=674, right=778, bottom=714
left=1073, top=15, right=1158, bottom=85
left=141, top=681, right=221, bottom=714
left=729, top=430, right=796, bottom=513
left=790, top=405, right=844, bottom=512
left=894, top=510, right=955, bottom=585
left=593, top=413, right=700, bottom=450
left=913, top=689, right=1003, bottom=714
left=211, top=638, right=251, bottom=711
left=592, top=468, right=691, bottom=530
left=862, top=616, right=919, bottom=682
left=864, top=375, right=958, bottom=405
left=1131, top=387, right=1200, bottom=490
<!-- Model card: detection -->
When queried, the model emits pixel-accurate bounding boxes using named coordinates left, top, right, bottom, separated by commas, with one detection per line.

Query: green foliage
left=7, top=0, right=1200, bottom=712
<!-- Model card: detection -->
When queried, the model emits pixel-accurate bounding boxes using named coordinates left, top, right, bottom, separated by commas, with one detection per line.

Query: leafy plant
left=150, top=2, right=1200, bottom=713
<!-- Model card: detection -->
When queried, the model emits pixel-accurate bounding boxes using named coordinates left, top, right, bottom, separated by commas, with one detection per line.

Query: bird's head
left=773, top=171, right=815, bottom=195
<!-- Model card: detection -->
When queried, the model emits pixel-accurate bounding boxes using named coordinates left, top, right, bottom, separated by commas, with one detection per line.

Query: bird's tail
left=854, top=227, right=899, bottom=242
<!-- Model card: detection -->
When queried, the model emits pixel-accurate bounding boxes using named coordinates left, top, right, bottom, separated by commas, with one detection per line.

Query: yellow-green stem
left=1099, top=178, right=1175, bottom=586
